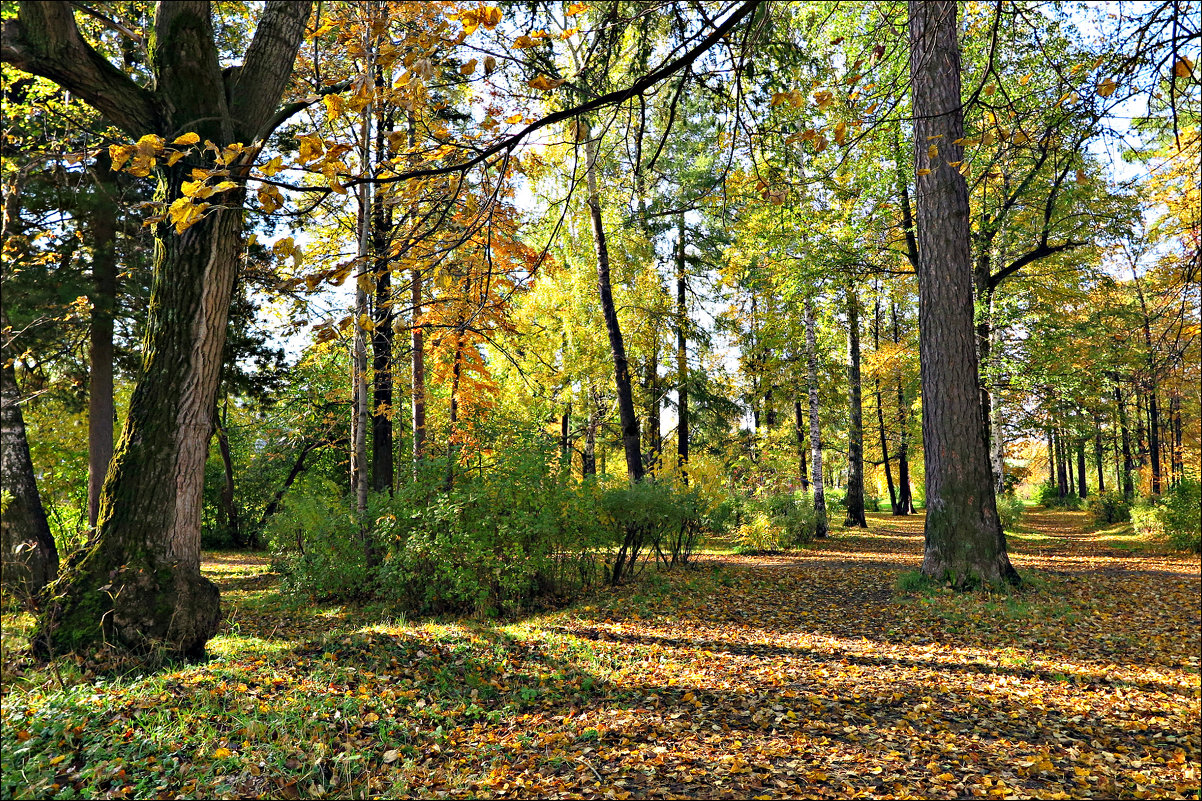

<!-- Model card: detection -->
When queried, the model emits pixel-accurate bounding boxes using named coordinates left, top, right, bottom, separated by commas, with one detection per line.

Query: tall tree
left=844, top=285, right=867, bottom=526
left=908, top=0, right=1017, bottom=587
left=3, top=0, right=312, bottom=654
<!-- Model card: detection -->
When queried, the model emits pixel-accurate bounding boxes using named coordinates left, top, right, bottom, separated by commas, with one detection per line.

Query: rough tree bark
left=3, top=0, right=311, bottom=654
left=908, top=0, right=1017, bottom=587
left=844, top=286, right=867, bottom=527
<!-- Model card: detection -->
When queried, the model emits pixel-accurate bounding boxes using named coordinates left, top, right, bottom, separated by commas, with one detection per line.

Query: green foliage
left=734, top=490, right=817, bottom=552
left=265, top=475, right=369, bottom=599
left=1036, top=482, right=1082, bottom=510
left=1087, top=491, right=1132, bottom=526
left=1132, top=480, right=1201, bottom=552
left=268, top=441, right=723, bottom=614
left=996, top=493, right=1025, bottom=532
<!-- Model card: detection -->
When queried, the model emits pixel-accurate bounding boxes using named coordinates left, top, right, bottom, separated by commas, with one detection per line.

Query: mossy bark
left=5, top=1, right=310, bottom=655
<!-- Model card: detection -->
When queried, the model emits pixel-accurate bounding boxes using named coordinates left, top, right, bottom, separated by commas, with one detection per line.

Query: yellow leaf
left=166, top=151, right=186, bottom=166
left=527, top=74, right=565, bottom=91
left=359, top=314, right=375, bottom=332
left=928, top=144, right=938, bottom=159
left=298, top=135, right=324, bottom=164
left=172, top=132, right=200, bottom=146
left=1097, top=78, right=1117, bottom=97
left=262, top=156, right=284, bottom=177
left=513, top=34, right=537, bottom=48
left=937, top=772, right=955, bottom=782
left=916, top=168, right=931, bottom=176
left=565, top=2, right=589, bottom=15
left=211, top=181, right=239, bottom=193
left=1019, top=72, right=1032, bottom=85
left=505, top=113, right=524, bottom=124
left=213, top=748, right=232, bottom=759
left=834, top=120, right=848, bottom=146
left=108, top=144, right=135, bottom=172
left=481, top=7, right=502, bottom=29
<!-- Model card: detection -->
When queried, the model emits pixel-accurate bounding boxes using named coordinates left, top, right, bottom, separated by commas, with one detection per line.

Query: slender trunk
left=447, top=331, right=463, bottom=489
left=1135, top=389, right=1147, bottom=475
left=1094, top=423, right=1106, bottom=496
left=893, top=302, right=914, bottom=514
left=676, top=215, right=689, bottom=482
left=644, top=347, right=660, bottom=475
left=561, top=404, right=571, bottom=464
left=844, top=286, right=867, bottom=527
left=1148, top=390, right=1162, bottom=494
left=370, top=190, right=393, bottom=494
left=583, top=387, right=597, bottom=477
left=1047, top=427, right=1056, bottom=488
left=1076, top=437, right=1087, bottom=499
left=873, top=297, right=898, bottom=513
left=258, top=441, right=321, bottom=529
left=411, top=265, right=426, bottom=469
left=583, top=133, right=643, bottom=484
left=794, top=398, right=809, bottom=490
left=1056, top=429, right=1070, bottom=497
left=87, top=156, right=118, bottom=529
left=1171, top=393, right=1183, bottom=486
left=215, top=407, right=242, bottom=548
left=804, top=296, right=828, bottom=538
left=352, top=139, right=370, bottom=517
left=909, top=0, right=1015, bottom=586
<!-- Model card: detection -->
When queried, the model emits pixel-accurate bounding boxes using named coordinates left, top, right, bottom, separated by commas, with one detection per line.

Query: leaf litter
left=2, top=510, right=1198, bottom=799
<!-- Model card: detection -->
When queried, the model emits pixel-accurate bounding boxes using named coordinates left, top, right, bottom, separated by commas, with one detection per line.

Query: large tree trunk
left=844, top=286, right=867, bottom=526
left=1, top=171, right=59, bottom=599
left=908, top=0, right=1016, bottom=587
left=804, top=296, right=828, bottom=538
left=5, top=0, right=311, bottom=655
left=86, top=156, right=118, bottom=529
left=676, top=215, right=689, bottom=483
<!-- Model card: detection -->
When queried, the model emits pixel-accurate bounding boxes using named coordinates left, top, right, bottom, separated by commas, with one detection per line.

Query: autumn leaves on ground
left=3, top=510, right=1199, bottom=800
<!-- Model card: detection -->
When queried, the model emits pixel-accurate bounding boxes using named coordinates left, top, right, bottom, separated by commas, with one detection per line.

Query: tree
left=907, top=0, right=1017, bottom=587
left=3, top=0, right=312, bottom=654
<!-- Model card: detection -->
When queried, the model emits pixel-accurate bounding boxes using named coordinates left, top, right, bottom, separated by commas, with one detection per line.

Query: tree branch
left=989, top=239, right=1085, bottom=289
left=2, top=1, right=158, bottom=136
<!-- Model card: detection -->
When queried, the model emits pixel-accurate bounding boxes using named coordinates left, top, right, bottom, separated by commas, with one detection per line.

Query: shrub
left=996, top=493, right=1024, bottom=531
left=264, top=475, right=368, bottom=599
left=1037, top=482, right=1082, bottom=510
left=1087, top=491, right=1131, bottom=526
left=1133, top=480, right=1201, bottom=553
left=734, top=490, right=817, bottom=552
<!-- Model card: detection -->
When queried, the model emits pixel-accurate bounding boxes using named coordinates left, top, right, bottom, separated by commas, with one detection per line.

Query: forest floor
left=2, top=509, right=1199, bottom=799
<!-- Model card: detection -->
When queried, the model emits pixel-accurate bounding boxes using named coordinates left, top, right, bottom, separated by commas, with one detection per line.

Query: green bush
left=1087, top=491, right=1131, bottom=526
left=1037, top=482, right=1082, bottom=510
left=265, top=475, right=368, bottom=599
left=996, top=493, right=1024, bottom=531
left=267, top=441, right=719, bottom=615
left=1133, top=480, right=1201, bottom=553
left=734, top=490, right=817, bottom=552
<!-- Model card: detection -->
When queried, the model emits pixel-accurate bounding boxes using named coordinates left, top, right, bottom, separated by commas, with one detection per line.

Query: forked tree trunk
left=4, top=0, right=311, bottom=655
left=909, top=0, right=1016, bottom=587
left=844, top=286, right=867, bottom=526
